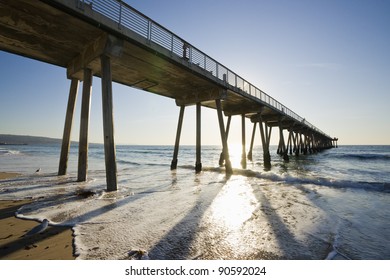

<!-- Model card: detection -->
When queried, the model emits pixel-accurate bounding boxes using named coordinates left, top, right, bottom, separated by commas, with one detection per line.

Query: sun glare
left=210, top=178, right=257, bottom=229
left=201, top=176, right=260, bottom=254
left=227, top=143, right=244, bottom=168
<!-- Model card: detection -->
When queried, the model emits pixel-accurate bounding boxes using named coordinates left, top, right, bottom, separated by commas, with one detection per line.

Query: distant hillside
left=0, top=134, right=62, bottom=145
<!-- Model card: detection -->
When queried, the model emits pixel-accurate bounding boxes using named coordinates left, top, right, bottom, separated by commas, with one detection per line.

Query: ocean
left=0, top=143, right=389, bottom=260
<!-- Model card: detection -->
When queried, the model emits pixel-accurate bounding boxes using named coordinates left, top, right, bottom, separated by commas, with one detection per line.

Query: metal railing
left=73, top=0, right=331, bottom=139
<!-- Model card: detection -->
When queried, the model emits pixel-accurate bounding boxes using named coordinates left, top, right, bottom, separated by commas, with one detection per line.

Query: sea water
left=0, top=144, right=389, bottom=259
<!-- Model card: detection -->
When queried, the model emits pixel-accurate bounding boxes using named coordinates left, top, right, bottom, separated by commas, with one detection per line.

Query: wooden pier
left=0, top=0, right=337, bottom=191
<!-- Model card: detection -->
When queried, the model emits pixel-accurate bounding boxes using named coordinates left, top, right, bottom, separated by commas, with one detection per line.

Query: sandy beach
left=0, top=172, right=21, bottom=180
left=0, top=172, right=75, bottom=260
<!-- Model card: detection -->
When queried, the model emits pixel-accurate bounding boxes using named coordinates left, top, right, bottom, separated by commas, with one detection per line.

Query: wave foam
left=0, top=149, right=22, bottom=156
left=200, top=165, right=390, bottom=193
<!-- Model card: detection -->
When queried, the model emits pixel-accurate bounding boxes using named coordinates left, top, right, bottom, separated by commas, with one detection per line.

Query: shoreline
left=0, top=172, right=75, bottom=260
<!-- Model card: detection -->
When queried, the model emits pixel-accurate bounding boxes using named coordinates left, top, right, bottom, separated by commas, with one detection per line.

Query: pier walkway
left=0, top=0, right=337, bottom=191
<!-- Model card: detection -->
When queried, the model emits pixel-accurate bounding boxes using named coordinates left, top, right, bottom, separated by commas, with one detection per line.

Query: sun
left=227, top=143, right=243, bottom=168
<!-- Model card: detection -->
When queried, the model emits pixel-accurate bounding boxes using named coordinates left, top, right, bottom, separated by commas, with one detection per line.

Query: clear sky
left=1, top=0, right=389, bottom=145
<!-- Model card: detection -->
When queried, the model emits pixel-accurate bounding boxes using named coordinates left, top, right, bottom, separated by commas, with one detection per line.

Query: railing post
left=170, top=35, right=174, bottom=54
left=118, top=1, right=122, bottom=29
left=147, top=20, right=152, bottom=41
left=227, top=71, right=229, bottom=85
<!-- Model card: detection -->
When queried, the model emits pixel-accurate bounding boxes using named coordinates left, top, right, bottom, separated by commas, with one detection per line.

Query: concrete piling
left=258, top=118, right=271, bottom=169
left=171, top=106, right=185, bottom=170
left=241, top=114, right=247, bottom=169
left=219, top=116, right=231, bottom=166
left=58, top=78, right=79, bottom=176
left=278, top=122, right=289, bottom=162
left=247, top=122, right=256, bottom=161
left=195, top=102, right=202, bottom=173
left=216, top=99, right=232, bottom=175
left=101, top=55, right=118, bottom=191
left=77, top=68, right=92, bottom=182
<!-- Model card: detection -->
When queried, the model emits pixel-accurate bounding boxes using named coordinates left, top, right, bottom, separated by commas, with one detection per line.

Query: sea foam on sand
left=1, top=168, right=338, bottom=260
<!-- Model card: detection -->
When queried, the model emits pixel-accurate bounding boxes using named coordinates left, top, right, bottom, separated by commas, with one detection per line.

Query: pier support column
left=303, top=133, right=308, bottom=155
left=308, top=134, right=313, bottom=154
left=58, top=78, right=79, bottom=176
left=77, top=68, right=93, bottom=182
left=247, top=122, right=256, bottom=161
left=101, top=55, right=118, bottom=191
left=259, top=119, right=271, bottom=169
left=171, top=106, right=185, bottom=170
left=333, top=139, right=337, bottom=148
left=311, top=134, right=317, bottom=153
left=278, top=123, right=289, bottom=162
left=300, top=133, right=305, bottom=154
left=216, top=99, right=232, bottom=174
left=195, top=102, right=202, bottom=173
left=266, top=122, right=272, bottom=167
left=288, top=130, right=293, bottom=155
left=277, top=135, right=282, bottom=155
left=219, top=116, right=231, bottom=166
left=241, top=114, right=247, bottom=169
left=294, top=132, right=299, bottom=156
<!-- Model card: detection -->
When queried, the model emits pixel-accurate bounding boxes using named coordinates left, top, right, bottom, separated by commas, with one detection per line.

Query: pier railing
left=74, top=0, right=331, bottom=139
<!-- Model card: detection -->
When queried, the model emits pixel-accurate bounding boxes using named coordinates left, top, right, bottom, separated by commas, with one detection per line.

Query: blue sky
left=1, top=0, right=389, bottom=145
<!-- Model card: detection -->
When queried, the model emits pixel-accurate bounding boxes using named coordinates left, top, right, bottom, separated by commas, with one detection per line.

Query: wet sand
left=0, top=172, right=75, bottom=260
left=0, top=172, right=21, bottom=180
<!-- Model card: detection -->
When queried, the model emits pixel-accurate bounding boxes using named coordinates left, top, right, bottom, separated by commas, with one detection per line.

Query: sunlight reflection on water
left=209, top=177, right=257, bottom=230
left=202, top=176, right=259, bottom=256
